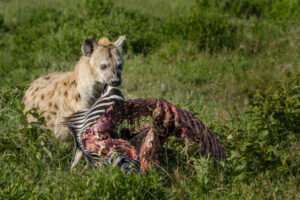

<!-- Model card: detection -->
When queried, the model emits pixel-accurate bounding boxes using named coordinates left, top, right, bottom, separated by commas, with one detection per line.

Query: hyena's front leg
left=54, top=118, right=74, bottom=142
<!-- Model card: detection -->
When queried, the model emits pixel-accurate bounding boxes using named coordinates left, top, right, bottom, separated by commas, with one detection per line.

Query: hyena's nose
left=111, top=80, right=122, bottom=87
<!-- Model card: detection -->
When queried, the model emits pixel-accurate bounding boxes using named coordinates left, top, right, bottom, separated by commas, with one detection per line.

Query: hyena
left=22, top=35, right=126, bottom=168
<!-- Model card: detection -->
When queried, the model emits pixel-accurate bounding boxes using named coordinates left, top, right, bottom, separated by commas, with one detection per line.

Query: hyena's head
left=82, top=35, right=125, bottom=87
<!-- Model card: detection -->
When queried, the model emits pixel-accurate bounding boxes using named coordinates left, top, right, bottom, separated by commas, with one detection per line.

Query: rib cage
left=79, top=98, right=226, bottom=171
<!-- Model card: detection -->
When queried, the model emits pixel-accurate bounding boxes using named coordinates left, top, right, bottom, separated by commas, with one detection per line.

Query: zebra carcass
left=73, top=98, right=226, bottom=173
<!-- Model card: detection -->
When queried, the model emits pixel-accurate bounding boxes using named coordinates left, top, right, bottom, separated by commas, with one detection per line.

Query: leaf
left=294, top=102, right=300, bottom=108
left=236, top=163, right=246, bottom=171
left=282, top=159, right=286, bottom=167
left=43, top=146, right=53, bottom=160
left=227, top=151, right=241, bottom=161
left=258, top=130, right=269, bottom=140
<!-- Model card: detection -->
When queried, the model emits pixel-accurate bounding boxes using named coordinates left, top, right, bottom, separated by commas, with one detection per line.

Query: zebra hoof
left=104, top=152, right=141, bottom=175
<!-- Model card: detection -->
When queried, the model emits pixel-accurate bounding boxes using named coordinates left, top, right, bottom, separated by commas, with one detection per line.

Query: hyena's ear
left=114, top=35, right=126, bottom=53
left=82, top=36, right=98, bottom=57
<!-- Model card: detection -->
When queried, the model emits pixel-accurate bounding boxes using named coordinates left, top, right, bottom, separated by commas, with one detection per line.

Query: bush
left=0, top=105, right=68, bottom=170
left=218, top=74, right=300, bottom=180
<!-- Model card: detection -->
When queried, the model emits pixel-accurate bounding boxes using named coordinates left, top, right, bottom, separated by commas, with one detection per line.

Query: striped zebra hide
left=63, top=84, right=124, bottom=152
left=79, top=98, right=226, bottom=172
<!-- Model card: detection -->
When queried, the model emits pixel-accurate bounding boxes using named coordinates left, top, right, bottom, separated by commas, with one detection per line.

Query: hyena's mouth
left=110, top=80, right=122, bottom=87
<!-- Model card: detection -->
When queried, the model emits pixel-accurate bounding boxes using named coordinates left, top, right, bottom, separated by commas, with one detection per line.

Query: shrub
left=219, top=74, right=300, bottom=180
left=0, top=105, right=67, bottom=170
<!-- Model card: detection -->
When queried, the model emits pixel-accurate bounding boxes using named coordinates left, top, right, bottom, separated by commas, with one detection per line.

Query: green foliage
left=165, top=7, right=239, bottom=51
left=4, top=0, right=291, bottom=85
left=218, top=75, right=300, bottom=180
left=75, top=169, right=166, bottom=200
left=0, top=106, right=66, bottom=169
left=197, top=0, right=300, bottom=19
left=161, top=136, right=199, bottom=173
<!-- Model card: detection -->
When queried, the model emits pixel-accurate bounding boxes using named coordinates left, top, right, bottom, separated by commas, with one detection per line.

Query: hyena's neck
left=74, top=57, right=103, bottom=108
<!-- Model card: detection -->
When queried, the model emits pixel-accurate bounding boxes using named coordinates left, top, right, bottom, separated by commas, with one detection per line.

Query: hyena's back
left=23, top=72, right=85, bottom=142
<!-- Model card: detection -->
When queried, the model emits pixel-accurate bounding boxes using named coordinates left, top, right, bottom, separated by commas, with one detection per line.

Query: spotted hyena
left=22, top=35, right=126, bottom=143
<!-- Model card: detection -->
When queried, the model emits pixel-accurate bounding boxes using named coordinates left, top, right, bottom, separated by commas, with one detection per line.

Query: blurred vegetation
left=0, top=0, right=299, bottom=199
left=216, top=75, right=300, bottom=180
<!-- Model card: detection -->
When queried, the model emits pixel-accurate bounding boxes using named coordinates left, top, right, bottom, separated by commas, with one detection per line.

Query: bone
left=76, top=98, right=225, bottom=172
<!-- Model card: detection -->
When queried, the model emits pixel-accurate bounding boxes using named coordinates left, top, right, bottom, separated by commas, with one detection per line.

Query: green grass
left=0, top=0, right=300, bottom=199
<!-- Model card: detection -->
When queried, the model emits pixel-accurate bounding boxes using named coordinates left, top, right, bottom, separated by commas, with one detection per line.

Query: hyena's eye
left=100, top=64, right=107, bottom=70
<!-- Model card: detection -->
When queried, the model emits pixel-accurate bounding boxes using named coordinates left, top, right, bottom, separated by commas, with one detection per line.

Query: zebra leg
left=104, top=152, right=141, bottom=175
left=70, top=148, right=83, bottom=171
